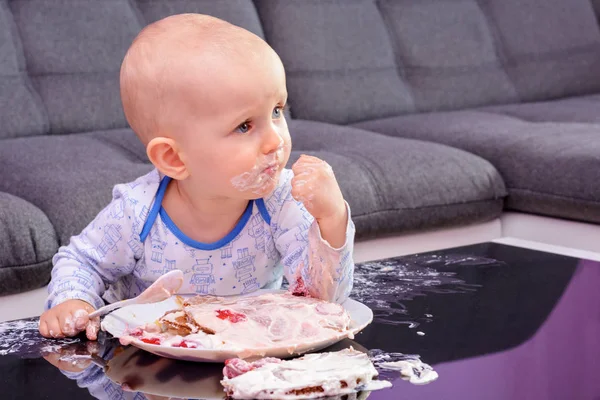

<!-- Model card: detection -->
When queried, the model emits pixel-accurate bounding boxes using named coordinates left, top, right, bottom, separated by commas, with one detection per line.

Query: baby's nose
left=263, top=128, right=284, bottom=154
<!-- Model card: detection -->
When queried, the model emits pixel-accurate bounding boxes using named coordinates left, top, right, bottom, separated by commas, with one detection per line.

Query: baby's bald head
left=120, top=14, right=275, bottom=145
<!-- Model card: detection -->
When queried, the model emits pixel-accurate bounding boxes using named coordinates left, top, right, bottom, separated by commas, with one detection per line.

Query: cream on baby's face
left=172, top=40, right=291, bottom=200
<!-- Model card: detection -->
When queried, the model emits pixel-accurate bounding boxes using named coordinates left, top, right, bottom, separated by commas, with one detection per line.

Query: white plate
left=101, top=290, right=373, bottom=362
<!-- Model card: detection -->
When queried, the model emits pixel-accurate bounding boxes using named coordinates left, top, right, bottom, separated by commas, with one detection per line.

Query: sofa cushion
left=375, top=0, right=519, bottom=111
left=0, top=129, right=153, bottom=246
left=3, top=0, right=265, bottom=138
left=287, top=120, right=506, bottom=239
left=255, top=0, right=416, bottom=124
left=8, top=0, right=140, bottom=136
left=135, top=0, right=265, bottom=38
left=0, top=123, right=505, bottom=245
left=353, top=100, right=600, bottom=223
left=0, top=192, right=58, bottom=295
left=0, top=1, right=48, bottom=140
left=478, top=0, right=600, bottom=103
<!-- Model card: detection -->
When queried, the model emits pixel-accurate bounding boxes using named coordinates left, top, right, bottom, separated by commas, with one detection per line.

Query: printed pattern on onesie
left=47, top=169, right=355, bottom=311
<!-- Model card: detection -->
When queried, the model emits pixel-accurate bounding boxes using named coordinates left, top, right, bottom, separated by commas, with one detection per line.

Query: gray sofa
left=0, top=0, right=598, bottom=296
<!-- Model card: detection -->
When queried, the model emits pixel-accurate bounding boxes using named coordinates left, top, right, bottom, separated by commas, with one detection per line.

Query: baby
left=39, top=14, right=355, bottom=340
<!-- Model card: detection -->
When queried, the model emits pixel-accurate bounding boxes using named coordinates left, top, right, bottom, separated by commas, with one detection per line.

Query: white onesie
left=46, top=168, right=355, bottom=311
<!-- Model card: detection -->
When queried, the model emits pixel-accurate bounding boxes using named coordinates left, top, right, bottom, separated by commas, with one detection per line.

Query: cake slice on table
left=221, top=348, right=391, bottom=399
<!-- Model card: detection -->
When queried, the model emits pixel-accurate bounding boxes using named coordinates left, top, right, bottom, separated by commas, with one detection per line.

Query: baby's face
left=175, top=49, right=291, bottom=200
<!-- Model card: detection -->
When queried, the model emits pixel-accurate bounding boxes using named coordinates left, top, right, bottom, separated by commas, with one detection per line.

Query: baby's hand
left=291, top=155, right=346, bottom=223
left=39, top=300, right=100, bottom=340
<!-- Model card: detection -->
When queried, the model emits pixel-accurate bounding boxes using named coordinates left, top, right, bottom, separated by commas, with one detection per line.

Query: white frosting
left=73, top=309, right=88, bottom=329
left=221, top=348, right=385, bottom=399
left=361, top=379, right=393, bottom=391
left=120, top=293, right=351, bottom=354
left=380, top=360, right=439, bottom=385
left=0, top=319, right=79, bottom=356
left=62, top=315, right=76, bottom=336
left=230, top=143, right=286, bottom=194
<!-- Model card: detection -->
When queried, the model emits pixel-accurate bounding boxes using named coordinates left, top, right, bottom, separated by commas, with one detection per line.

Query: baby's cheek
left=186, top=150, right=216, bottom=175
left=209, top=144, right=253, bottom=176
left=280, top=139, right=292, bottom=165
left=230, top=154, right=260, bottom=176
left=281, top=127, right=292, bottom=147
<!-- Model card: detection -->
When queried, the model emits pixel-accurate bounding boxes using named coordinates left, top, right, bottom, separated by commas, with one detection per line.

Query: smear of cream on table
left=0, top=319, right=79, bottom=357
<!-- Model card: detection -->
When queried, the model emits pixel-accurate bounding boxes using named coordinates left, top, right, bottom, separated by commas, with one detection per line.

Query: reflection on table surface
left=43, top=337, right=374, bottom=400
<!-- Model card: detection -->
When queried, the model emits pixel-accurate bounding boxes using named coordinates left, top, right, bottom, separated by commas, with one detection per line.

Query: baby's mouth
left=262, top=161, right=280, bottom=175
left=230, top=158, right=281, bottom=194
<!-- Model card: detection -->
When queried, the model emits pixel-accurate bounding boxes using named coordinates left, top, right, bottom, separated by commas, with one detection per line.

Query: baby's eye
left=235, top=121, right=251, bottom=134
left=272, top=106, right=283, bottom=119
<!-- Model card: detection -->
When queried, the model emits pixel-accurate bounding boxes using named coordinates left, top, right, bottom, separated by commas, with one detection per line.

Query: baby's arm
left=273, top=159, right=355, bottom=303
left=39, top=183, right=141, bottom=340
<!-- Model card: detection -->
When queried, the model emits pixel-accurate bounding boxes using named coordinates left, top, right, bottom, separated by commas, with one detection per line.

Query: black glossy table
left=1, top=242, right=599, bottom=400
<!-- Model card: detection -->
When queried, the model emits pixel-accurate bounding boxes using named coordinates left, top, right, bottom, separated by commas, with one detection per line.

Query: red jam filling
left=216, top=309, right=247, bottom=323
left=140, top=337, right=161, bottom=345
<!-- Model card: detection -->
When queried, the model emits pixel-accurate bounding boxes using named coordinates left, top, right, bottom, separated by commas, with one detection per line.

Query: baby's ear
left=146, top=137, right=189, bottom=180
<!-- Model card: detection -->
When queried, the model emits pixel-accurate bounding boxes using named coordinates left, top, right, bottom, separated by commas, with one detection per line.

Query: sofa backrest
left=0, top=0, right=263, bottom=140
left=2, top=0, right=600, bottom=138
left=259, top=0, right=600, bottom=124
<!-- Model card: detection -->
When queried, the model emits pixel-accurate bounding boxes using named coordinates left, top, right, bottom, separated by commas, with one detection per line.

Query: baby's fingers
left=46, top=316, right=64, bottom=338
left=38, top=318, right=50, bottom=338
left=291, top=165, right=316, bottom=182
left=292, top=156, right=321, bottom=172
left=73, top=309, right=90, bottom=331
left=291, top=179, right=309, bottom=199
left=296, top=154, right=324, bottom=165
left=86, top=317, right=100, bottom=341
left=58, top=311, right=78, bottom=337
